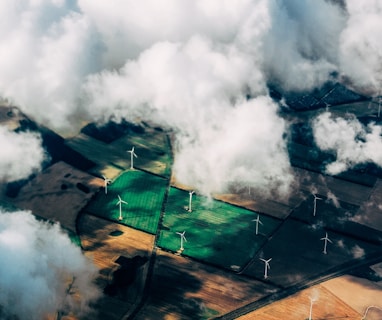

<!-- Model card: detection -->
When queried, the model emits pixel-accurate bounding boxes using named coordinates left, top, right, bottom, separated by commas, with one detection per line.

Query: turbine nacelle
left=259, top=257, right=272, bottom=279
left=116, top=194, right=128, bottom=205
left=320, top=232, right=332, bottom=254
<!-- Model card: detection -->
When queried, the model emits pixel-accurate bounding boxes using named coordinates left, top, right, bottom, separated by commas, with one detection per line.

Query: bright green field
left=84, top=170, right=168, bottom=234
left=157, top=187, right=281, bottom=270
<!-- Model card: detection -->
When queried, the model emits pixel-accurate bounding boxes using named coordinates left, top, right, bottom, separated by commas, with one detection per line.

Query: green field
left=157, top=187, right=281, bottom=270
left=124, top=131, right=173, bottom=177
left=67, top=229, right=82, bottom=247
left=73, top=124, right=284, bottom=270
left=66, top=125, right=173, bottom=178
left=84, top=170, right=169, bottom=234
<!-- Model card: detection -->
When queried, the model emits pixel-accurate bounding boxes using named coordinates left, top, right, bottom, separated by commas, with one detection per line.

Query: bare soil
left=78, top=213, right=155, bottom=320
left=236, top=283, right=361, bottom=320
left=136, top=249, right=277, bottom=320
left=9, top=161, right=102, bottom=233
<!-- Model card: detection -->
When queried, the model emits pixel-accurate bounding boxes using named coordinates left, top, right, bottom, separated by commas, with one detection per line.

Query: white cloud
left=326, top=190, right=340, bottom=208
left=351, top=244, right=365, bottom=259
left=0, top=126, right=46, bottom=182
left=0, top=209, right=101, bottom=319
left=3, top=1, right=382, bottom=317
left=83, top=37, right=293, bottom=196
left=78, top=0, right=254, bottom=65
left=173, top=97, right=294, bottom=196
left=339, top=0, right=382, bottom=94
left=0, top=0, right=350, bottom=130
left=0, top=0, right=103, bottom=130
left=0, top=0, right=380, bottom=195
left=312, top=112, right=382, bottom=175
left=260, top=0, right=345, bottom=91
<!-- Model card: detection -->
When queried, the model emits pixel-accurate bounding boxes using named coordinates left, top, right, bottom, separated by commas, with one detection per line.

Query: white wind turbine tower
left=187, top=190, right=195, bottom=212
left=259, top=258, right=272, bottom=279
left=312, top=194, right=322, bottom=217
left=308, top=297, right=314, bottom=320
left=320, top=232, right=332, bottom=254
left=252, top=214, right=263, bottom=235
left=127, top=146, right=138, bottom=169
left=116, top=194, right=128, bottom=221
left=176, top=231, right=187, bottom=251
left=102, top=175, right=111, bottom=194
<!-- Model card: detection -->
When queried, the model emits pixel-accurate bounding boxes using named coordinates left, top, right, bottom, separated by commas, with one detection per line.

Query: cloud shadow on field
left=141, top=253, right=209, bottom=320
left=77, top=213, right=154, bottom=320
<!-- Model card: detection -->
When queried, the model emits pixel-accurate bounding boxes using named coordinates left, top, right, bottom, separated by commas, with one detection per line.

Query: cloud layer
left=0, top=126, right=45, bottom=182
left=0, top=0, right=382, bottom=195
left=1, top=2, right=382, bottom=317
left=0, top=209, right=101, bottom=319
left=312, top=112, right=382, bottom=175
left=339, top=0, right=382, bottom=94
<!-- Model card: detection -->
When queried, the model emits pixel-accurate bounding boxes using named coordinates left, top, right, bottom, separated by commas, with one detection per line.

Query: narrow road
left=123, top=175, right=172, bottom=320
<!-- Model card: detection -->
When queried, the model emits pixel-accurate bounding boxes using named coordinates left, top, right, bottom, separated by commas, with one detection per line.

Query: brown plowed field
left=236, top=284, right=361, bottom=320
left=78, top=213, right=155, bottom=320
left=135, top=249, right=277, bottom=320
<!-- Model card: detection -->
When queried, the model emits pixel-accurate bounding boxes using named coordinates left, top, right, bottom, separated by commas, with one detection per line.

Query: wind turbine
left=308, top=297, right=314, bottom=320
left=102, top=175, right=111, bottom=194
left=259, top=258, right=272, bottom=279
left=320, top=232, right=332, bottom=254
left=252, top=214, right=263, bottom=235
left=116, top=194, right=128, bottom=221
left=127, top=146, right=138, bottom=169
left=312, top=194, right=322, bottom=217
left=176, top=231, right=187, bottom=251
left=187, top=190, right=195, bottom=212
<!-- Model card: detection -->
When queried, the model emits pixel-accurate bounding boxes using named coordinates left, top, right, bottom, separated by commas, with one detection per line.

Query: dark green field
left=157, top=187, right=281, bottom=270
left=66, top=124, right=173, bottom=178
left=83, top=170, right=169, bottom=234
